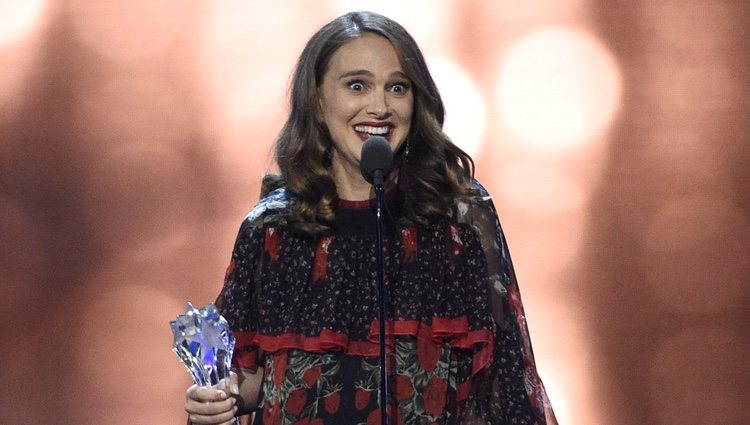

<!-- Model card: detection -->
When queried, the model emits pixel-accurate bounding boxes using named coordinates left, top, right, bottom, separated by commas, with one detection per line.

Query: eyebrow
left=337, top=69, right=372, bottom=79
left=337, top=69, right=409, bottom=80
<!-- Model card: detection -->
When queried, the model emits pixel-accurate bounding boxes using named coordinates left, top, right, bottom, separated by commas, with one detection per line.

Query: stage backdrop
left=1, top=1, right=748, bottom=424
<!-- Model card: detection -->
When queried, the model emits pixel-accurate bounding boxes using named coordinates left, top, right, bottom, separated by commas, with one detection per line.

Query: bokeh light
left=0, top=0, right=48, bottom=47
left=428, top=57, right=486, bottom=156
left=496, top=26, right=622, bottom=150
left=0, top=0, right=49, bottom=126
left=495, top=161, right=584, bottom=217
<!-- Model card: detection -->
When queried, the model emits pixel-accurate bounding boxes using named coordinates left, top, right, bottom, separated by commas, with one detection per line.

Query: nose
left=366, top=90, right=390, bottom=118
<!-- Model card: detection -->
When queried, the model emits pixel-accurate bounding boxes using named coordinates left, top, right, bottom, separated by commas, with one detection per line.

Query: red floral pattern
left=263, top=401, right=281, bottom=425
left=401, top=227, right=418, bottom=263
left=423, top=376, right=448, bottom=416
left=366, top=408, right=381, bottom=425
left=264, top=227, right=281, bottom=264
left=394, top=374, right=413, bottom=402
left=355, top=389, right=371, bottom=410
left=312, top=236, right=334, bottom=282
left=416, top=331, right=441, bottom=372
left=324, top=392, right=340, bottom=414
left=302, top=366, right=321, bottom=387
left=273, top=350, right=287, bottom=388
left=285, top=389, right=307, bottom=416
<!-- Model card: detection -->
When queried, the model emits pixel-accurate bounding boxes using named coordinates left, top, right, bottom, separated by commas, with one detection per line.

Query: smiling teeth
left=354, top=125, right=390, bottom=135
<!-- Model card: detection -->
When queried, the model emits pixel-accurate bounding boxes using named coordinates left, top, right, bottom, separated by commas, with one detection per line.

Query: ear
left=315, top=92, right=325, bottom=123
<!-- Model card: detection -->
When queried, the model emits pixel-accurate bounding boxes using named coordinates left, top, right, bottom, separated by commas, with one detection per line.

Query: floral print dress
left=216, top=182, right=557, bottom=425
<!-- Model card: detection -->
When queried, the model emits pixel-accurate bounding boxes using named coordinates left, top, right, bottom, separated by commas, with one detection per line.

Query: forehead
left=325, top=33, right=404, bottom=74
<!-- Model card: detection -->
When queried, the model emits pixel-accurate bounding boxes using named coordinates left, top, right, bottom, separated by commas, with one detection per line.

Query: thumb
left=228, top=371, right=240, bottom=396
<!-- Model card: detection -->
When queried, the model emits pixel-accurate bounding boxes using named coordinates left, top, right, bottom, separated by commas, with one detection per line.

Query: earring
left=323, top=150, right=332, bottom=168
left=403, top=138, right=410, bottom=161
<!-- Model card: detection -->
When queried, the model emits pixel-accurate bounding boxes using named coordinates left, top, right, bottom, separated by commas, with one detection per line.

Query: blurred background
left=1, top=0, right=748, bottom=424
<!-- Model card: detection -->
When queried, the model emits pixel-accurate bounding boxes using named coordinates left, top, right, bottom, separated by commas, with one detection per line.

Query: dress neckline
left=337, top=198, right=373, bottom=209
left=337, top=189, right=398, bottom=209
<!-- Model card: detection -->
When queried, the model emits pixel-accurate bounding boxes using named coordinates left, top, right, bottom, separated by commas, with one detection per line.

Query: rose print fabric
left=216, top=182, right=557, bottom=424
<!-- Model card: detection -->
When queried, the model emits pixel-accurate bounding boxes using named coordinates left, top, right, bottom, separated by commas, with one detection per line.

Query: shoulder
left=453, top=179, right=499, bottom=223
left=242, top=187, right=294, bottom=229
left=228, top=188, right=293, bottom=252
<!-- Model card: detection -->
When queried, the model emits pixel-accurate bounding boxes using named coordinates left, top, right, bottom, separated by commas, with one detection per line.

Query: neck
left=328, top=153, right=375, bottom=200
left=333, top=170, right=374, bottom=201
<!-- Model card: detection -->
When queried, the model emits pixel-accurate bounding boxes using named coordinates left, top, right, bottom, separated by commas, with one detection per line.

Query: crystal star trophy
left=171, top=303, right=239, bottom=425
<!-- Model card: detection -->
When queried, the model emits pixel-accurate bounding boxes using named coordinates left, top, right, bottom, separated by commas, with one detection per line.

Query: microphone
left=359, top=135, right=393, bottom=425
left=360, top=136, right=393, bottom=187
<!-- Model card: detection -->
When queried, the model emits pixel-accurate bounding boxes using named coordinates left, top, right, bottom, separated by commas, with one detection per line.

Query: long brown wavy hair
left=263, top=11, right=475, bottom=233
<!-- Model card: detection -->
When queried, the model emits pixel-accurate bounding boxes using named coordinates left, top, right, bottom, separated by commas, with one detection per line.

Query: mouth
left=354, top=124, right=393, bottom=141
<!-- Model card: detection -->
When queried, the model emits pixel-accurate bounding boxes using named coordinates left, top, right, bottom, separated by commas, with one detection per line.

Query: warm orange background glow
left=1, top=1, right=748, bottom=424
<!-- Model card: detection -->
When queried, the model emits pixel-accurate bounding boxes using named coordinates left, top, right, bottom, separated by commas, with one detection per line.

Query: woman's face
left=318, top=33, right=414, bottom=188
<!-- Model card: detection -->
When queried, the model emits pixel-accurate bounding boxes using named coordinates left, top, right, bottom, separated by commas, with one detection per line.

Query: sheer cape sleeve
left=455, top=181, right=558, bottom=425
left=215, top=189, right=291, bottom=370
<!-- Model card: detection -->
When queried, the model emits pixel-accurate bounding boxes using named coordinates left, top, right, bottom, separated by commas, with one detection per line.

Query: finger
left=218, top=376, right=232, bottom=397
left=186, top=396, right=236, bottom=416
left=220, top=416, right=239, bottom=425
left=189, top=385, right=229, bottom=402
left=188, top=406, right=238, bottom=425
left=229, top=371, right=240, bottom=396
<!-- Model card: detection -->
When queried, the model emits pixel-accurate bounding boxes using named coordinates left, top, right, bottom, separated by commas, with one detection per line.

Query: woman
left=185, top=11, right=556, bottom=425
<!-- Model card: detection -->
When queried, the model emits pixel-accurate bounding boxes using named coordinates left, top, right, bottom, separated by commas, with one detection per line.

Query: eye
left=390, top=82, right=411, bottom=94
left=348, top=81, right=365, bottom=91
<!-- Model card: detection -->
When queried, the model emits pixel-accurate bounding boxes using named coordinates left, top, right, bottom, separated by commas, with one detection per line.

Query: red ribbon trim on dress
left=232, top=317, right=494, bottom=402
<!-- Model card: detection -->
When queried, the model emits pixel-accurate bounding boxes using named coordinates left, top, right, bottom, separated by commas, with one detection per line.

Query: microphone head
left=360, top=136, right=393, bottom=185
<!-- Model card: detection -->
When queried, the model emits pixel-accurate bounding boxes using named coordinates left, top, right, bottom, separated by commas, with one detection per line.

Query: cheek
left=397, top=92, right=414, bottom=114
left=325, top=93, right=361, bottom=122
left=398, top=98, right=415, bottom=124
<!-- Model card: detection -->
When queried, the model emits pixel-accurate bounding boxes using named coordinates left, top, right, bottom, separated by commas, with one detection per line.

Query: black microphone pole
left=360, top=136, right=393, bottom=425
left=373, top=168, right=388, bottom=425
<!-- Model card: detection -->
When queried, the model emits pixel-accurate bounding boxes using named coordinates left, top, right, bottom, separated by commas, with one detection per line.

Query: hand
left=185, top=373, right=239, bottom=425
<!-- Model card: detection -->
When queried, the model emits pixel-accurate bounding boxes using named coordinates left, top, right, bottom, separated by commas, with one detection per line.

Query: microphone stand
left=373, top=169, right=389, bottom=425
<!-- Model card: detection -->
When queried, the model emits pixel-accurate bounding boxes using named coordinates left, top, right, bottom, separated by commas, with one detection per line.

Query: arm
left=457, top=184, right=557, bottom=424
left=185, top=201, right=275, bottom=424
left=187, top=190, right=291, bottom=423
left=233, top=366, right=264, bottom=416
